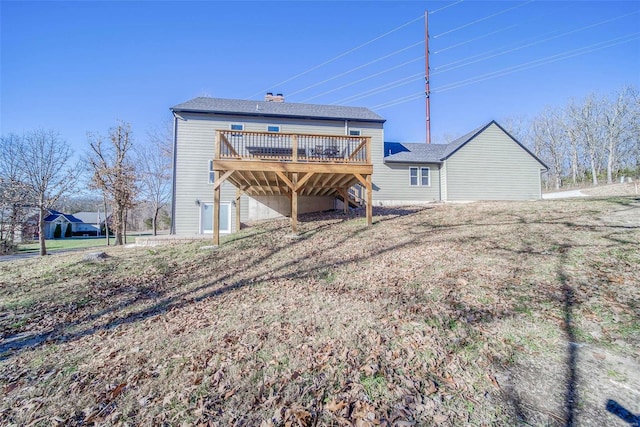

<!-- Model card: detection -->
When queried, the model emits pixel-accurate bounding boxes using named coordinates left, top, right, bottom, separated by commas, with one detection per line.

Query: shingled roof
left=384, top=121, right=547, bottom=169
left=384, top=123, right=487, bottom=164
left=171, top=97, right=386, bottom=123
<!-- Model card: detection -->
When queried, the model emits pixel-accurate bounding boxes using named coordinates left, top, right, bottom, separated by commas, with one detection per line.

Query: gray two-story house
left=170, top=94, right=384, bottom=241
left=170, top=95, right=547, bottom=240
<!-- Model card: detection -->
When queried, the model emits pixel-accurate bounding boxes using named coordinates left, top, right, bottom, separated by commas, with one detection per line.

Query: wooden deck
left=210, top=130, right=373, bottom=244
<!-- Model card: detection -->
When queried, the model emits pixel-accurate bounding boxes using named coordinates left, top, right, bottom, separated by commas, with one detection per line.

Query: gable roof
left=44, top=209, right=83, bottom=223
left=171, top=97, right=386, bottom=123
left=72, top=211, right=110, bottom=224
left=384, top=120, right=548, bottom=169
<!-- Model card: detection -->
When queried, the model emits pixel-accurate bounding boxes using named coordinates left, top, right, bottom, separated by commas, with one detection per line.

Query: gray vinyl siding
left=445, top=123, right=544, bottom=201
left=440, top=161, right=448, bottom=201
left=173, top=112, right=383, bottom=234
left=371, top=162, right=441, bottom=204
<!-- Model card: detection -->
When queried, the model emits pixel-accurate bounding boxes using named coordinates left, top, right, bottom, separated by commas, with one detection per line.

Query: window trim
left=208, top=160, right=215, bottom=184
left=409, top=166, right=430, bottom=187
left=420, top=167, right=430, bottom=186
left=410, top=167, right=418, bottom=186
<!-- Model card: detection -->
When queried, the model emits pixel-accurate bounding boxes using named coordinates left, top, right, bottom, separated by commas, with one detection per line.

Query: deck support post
left=366, top=174, right=373, bottom=226
left=291, top=173, right=298, bottom=233
left=235, top=188, right=241, bottom=232
left=213, top=170, right=221, bottom=245
left=338, top=187, right=349, bottom=214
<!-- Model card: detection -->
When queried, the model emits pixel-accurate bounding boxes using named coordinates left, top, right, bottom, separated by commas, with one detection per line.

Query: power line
left=287, top=40, right=424, bottom=98
left=332, top=72, right=424, bottom=105
left=433, top=9, right=640, bottom=74
left=433, top=24, right=518, bottom=54
left=302, top=57, right=424, bottom=103
left=429, top=0, right=464, bottom=15
left=433, top=0, right=534, bottom=39
left=245, top=14, right=424, bottom=100
left=371, top=32, right=640, bottom=110
left=432, top=32, right=640, bottom=94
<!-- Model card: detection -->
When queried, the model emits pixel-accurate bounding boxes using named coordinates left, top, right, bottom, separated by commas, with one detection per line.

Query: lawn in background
left=17, top=234, right=147, bottom=253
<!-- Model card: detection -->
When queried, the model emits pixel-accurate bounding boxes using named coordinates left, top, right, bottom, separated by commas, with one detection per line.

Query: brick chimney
left=265, top=92, right=285, bottom=102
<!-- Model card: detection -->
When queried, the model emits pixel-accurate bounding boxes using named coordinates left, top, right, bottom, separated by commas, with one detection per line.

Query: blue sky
left=1, top=0, right=638, bottom=153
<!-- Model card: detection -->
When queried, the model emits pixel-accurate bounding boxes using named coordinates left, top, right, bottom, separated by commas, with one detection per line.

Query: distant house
left=36, top=210, right=110, bottom=239
left=170, top=96, right=547, bottom=240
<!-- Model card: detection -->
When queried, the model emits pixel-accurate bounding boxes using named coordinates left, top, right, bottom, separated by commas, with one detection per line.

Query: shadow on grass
left=1, top=207, right=432, bottom=359
left=606, top=400, right=640, bottom=426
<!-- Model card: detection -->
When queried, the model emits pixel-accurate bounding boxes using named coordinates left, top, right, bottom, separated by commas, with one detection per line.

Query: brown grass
left=1, top=197, right=639, bottom=426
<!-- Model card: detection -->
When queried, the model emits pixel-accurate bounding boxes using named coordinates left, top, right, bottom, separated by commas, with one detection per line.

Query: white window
left=267, top=125, right=280, bottom=132
left=349, top=129, right=361, bottom=136
left=208, top=160, right=214, bottom=184
left=410, top=167, right=418, bottom=186
left=421, top=167, right=430, bottom=186
left=410, top=167, right=430, bottom=186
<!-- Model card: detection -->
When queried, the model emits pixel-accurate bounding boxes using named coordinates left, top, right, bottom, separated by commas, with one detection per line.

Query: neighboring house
left=71, top=211, right=111, bottom=236
left=35, top=210, right=111, bottom=239
left=170, top=94, right=385, bottom=240
left=42, top=210, right=82, bottom=239
left=376, top=121, right=548, bottom=204
left=170, top=96, right=547, bottom=239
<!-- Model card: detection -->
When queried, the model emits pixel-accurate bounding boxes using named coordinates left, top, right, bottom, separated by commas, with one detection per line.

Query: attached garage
left=377, top=121, right=548, bottom=204
left=441, top=121, right=547, bottom=201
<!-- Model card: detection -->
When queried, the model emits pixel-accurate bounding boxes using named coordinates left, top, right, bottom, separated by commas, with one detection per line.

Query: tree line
left=0, top=121, right=171, bottom=255
left=504, top=85, right=640, bottom=190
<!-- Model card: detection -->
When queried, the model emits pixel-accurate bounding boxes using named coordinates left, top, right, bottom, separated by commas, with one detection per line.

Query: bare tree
left=13, top=130, right=80, bottom=255
left=0, top=134, right=28, bottom=251
left=88, top=121, right=137, bottom=246
left=568, top=95, right=606, bottom=185
left=135, top=122, right=172, bottom=235
left=602, top=86, right=638, bottom=183
left=533, top=108, right=567, bottom=190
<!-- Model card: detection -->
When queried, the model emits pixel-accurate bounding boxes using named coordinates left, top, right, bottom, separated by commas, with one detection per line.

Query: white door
left=201, top=202, right=231, bottom=234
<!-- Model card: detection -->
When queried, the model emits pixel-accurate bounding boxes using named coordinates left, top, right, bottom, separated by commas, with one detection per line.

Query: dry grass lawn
left=1, top=197, right=639, bottom=426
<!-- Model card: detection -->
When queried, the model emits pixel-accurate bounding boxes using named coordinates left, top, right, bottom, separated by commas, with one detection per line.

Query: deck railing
left=216, top=130, right=371, bottom=164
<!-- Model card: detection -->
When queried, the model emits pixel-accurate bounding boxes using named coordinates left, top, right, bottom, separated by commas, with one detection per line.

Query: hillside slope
left=1, top=198, right=639, bottom=426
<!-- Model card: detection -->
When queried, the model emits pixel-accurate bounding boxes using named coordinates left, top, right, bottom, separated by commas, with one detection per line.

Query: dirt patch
left=497, top=342, right=640, bottom=426
left=582, top=182, right=640, bottom=197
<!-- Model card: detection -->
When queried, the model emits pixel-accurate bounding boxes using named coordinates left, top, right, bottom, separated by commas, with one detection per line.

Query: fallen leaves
left=1, top=201, right=638, bottom=425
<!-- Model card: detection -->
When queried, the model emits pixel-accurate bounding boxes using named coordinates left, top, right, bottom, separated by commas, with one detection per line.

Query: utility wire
left=336, top=9, right=638, bottom=107
left=302, top=57, right=424, bottom=103
left=433, top=0, right=534, bottom=39
left=433, top=24, right=517, bottom=54
left=433, top=9, right=640, bottom=74
left=245, top=14, right=424, bottom=99
left=287, top=40, right=424, bottom=98
left=372, top=32, right=640, bottom=110
left=332, top=72, right=424, bottom=104
left=432, top=32, right=640, bottom=94
left=429, top=0, right=464, bottom=15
